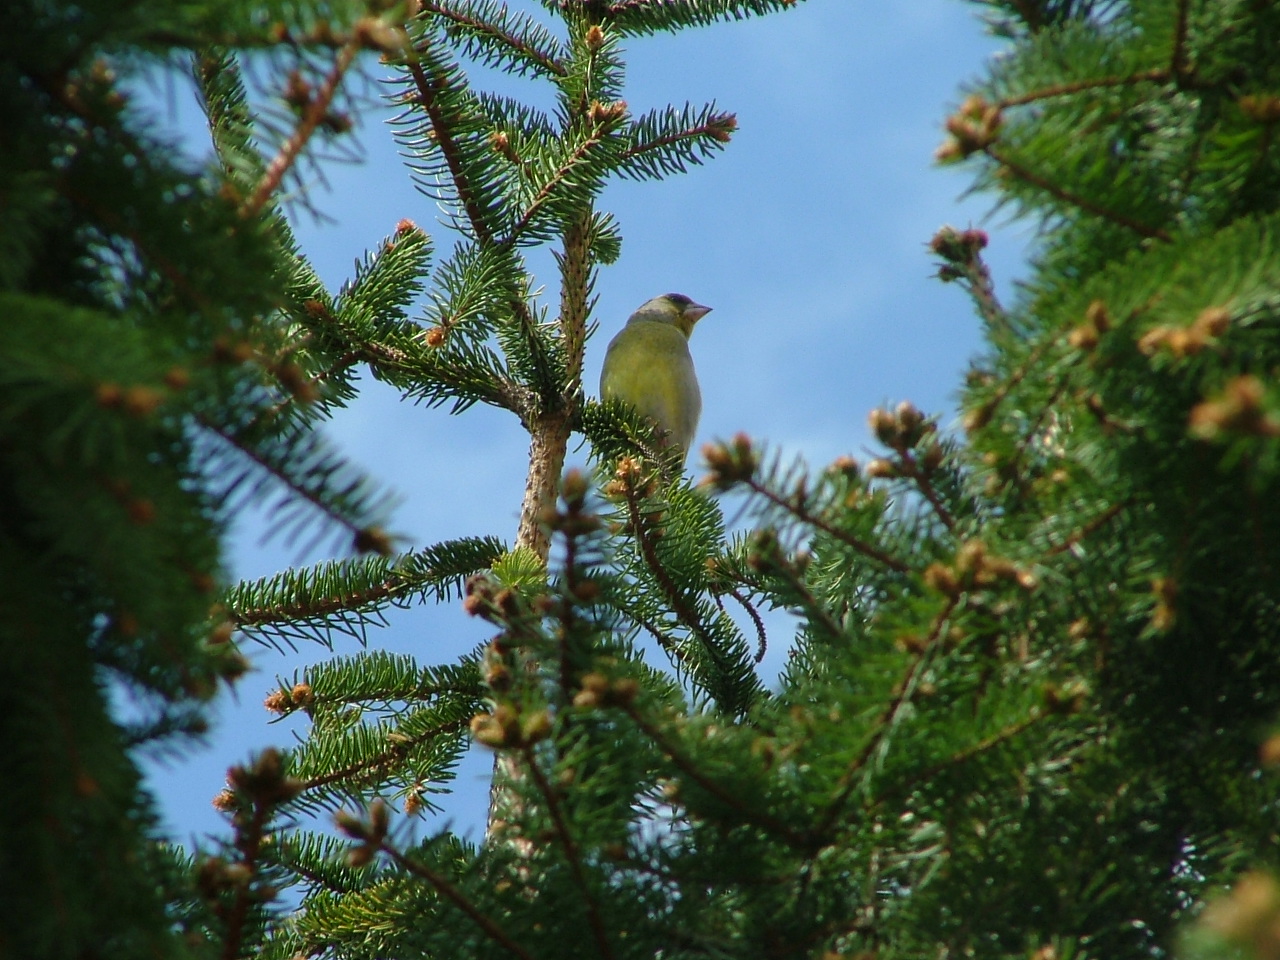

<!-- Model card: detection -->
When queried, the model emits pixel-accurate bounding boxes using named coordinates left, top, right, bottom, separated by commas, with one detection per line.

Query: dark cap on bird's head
left=662, top=293, right=710, bottom=319
left=629, top=293, right=712, bottom=335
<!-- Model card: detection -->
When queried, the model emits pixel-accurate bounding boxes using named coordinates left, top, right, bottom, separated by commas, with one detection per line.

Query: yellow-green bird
left=600, top=293, right=712, bottom=461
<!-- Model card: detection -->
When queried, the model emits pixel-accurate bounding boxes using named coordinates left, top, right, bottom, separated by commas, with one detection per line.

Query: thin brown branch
left=997, top=68, right=1170, bottom=108
left=1002, top=377, right=1071, bottom=489
left=219, top=803, right=270, bottom=960
left=403, top=45, right=495, bottom=245
left=244, top=39, right=361, bottom=218
left=988, top=147, right=1173, bottom=242
left=965, top=338, right=1054, bottom=432
left=870, top=710, right=1046, bottom=807
left=898, top=453, right=956, bottom=531
left=932, top=227, right=1007, bottom=332
left=1043, top=500, right=1129, bottom=557
left=816, top=598, right=958, bottom=836
left=621, top=481, right=738, bottom=675
left=619, top=113, right=737, bottom=165
left=303, top=716, right=472, bottom=792
left=742, top=478, right=911, bottom=574
left=230, top=570, right=409, bottom=627
left=522, top=749, right=616, bottom=960
left=505, top=135, right=602, bottom=245
left=376, top=839, right=538, bottom=960
left=1170, top=0, right=1190, bottom=77
left=726, top=588, right=767, bottom=663
left=195, top=412, right=372, bottom=543
left=622, top=704, right=817, bottom=852
left=626, top=606, right=685, bottom=660
left=402, top=29, right=555, bottom=412
left=773, top=561, right=846, bottom=644
left=421, top=0, right=567, bottom=76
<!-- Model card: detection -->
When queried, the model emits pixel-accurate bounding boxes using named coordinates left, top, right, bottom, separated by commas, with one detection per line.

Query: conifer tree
left=6, top=0, right=1280, bottom=959
left=1, top=1, right=403, bottom=956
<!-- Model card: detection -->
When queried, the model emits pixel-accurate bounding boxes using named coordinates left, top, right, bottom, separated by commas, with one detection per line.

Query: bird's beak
left=683, top=303, right=712, bottom=323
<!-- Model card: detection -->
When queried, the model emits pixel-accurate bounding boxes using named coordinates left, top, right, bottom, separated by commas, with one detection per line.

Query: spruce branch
left=867, top=402, right=957, bottom=531
left=56, top=176, right=220, bottom=317
left=195, top=47, right=267, bottom=185
left=423, top=0, right=568, bottom=78
left=227, top=538, right=505, bottom=648
left=869, top=709, right=1049, bottom=808
left=620, top=704, right=817, bottom=851
left=299, top=714, right=473, bottom=798
left=503, top=123, right=616, bottom=247
left=962, top=339, right=1053, bottom=433
left=739, top=475, right=911, bottom=574
left=400, top=34, right=504, bottom=245
left=930, top=225, right=1008, bottom=333
left=1041, top=500, right=1129, bottom=557
left=898, top=453, right=956, bottom=531
left=706, top=435, right=913, bottom=575
left=618, top=104, right=738, bottom=180
left=998, top=377, right=1071, bottom=491
left=723, top=587, right=767, bottom=664
left=612, top=460, right=747, bottom=695
left=370, top=837, right=538, bottom=960
left=575, top=0, right=807, bottom=36
left=204, top=749, right=304, bottom=960
left=196, top=411, right=394, bottom=556
left=816, top=597, right=959, bottom=836
left=521, top=747, right=616, bottom=959
left=244, top=38, right=362, bottom=218
left=987, top=146, right=1174, bottom=242
left=247, top=346, right=361, bottom=430
left=740, top=529, right=846, bottom=643
left=995, top=68, right=1171, bottom=108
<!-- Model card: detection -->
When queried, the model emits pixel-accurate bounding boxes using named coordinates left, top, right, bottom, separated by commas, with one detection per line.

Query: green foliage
left=0, top=0, right=396, bottom=954
left=9, top=0, right=1280, bottom=958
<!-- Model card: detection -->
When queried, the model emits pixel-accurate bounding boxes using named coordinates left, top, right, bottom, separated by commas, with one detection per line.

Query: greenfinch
left=599, top=293, right=712, bottom=461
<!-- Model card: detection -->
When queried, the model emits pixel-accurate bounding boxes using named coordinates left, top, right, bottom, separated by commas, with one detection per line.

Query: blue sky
left=139, top=2, right=1032, bottom=847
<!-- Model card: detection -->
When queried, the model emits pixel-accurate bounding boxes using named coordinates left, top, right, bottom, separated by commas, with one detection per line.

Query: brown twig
left=815, top=598, right=958, bottom=836
left=219, top=803, right=270, bottom=960
left=619, top=112, right=737, bottom=164
left=523, top=749, right=616, bottom=960
left=620, top=482, right=738, bottom=677
left=870, top=710, right=1046, bottom=807
left=196, top=411, right=378, bottom=545
left=897, top=453, right=956, bottom=531
left=622, top=704, right=817, bottom=852
left=1043, top=500, right=1129, bottom=557
left=725, top=588, right=767, bottom=663
left=997, top=68, right=1170, bottom=108
left=505, top=135, right=604, bottom=246
left=964, top=338, right=1053, bottom=432
left=420, top=0, right=568, bottom=77
left=244, top=39, right=361, bottom=218
left=987, top=147, right=1173, bottom=242
left=377, top=839, right=538, bottom=960
left=742, top=478, right=911, bottom=574
left=403, top=44, right=496, bottom=244
left=303, top=716, right=472, bottom=792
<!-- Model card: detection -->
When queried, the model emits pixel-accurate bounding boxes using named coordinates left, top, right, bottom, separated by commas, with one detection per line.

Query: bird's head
left=629, top=293, right=712, bottom=338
